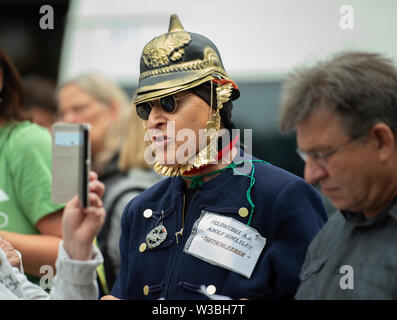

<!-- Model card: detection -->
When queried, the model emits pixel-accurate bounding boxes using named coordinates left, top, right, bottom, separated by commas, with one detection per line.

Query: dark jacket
left=112, top=153, right=327, bottom=299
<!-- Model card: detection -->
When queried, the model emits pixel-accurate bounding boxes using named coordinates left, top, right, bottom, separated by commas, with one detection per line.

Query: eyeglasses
left=136, top=92, right=193, bottom=120
left=296, top=136, right=359, bottom=166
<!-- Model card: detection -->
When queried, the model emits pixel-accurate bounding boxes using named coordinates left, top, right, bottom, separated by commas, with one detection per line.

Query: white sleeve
left=0, top=248, right=49, bottom=300
left=0, top=242, right=103, bottom=300
left=48, top=241, right=103, bottom=300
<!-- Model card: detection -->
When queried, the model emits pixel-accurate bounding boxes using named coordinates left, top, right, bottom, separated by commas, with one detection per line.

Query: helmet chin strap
left=182, top=130, right=239, bottom=176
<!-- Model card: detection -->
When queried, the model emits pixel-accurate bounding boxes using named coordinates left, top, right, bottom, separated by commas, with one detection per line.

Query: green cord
left=231, top=159, right=268, bottom=226
left=182, top=163, right=239, bottom=189
left=182, top=159, right=269, bottom=226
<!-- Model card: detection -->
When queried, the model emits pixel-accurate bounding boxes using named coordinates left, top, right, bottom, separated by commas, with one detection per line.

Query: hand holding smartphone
left=51, top=123, right=91, bottom=207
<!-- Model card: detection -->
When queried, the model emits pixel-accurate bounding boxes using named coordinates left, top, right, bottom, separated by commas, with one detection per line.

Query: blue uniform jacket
left=111, top=154, right=327, bottom=299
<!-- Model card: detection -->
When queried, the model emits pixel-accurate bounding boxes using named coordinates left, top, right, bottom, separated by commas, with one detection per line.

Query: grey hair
left=279, top=51, right=397, bottom=138
left=57, top=72, right=131, bottom=173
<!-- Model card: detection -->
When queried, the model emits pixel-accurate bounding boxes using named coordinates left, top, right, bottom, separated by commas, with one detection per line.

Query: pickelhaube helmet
left=136, top=14, right=240, bottom=177
left=133, top=14, right=239, bottom=105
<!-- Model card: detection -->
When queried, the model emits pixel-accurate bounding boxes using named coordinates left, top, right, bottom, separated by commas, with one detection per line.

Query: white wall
left=59, top=0, right=397, bottom=85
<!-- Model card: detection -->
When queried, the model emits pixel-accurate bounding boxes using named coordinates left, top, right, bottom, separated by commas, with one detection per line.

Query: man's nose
left=146, top=104, right=166, bottom=130
left=304, top=157, right=328, bottom=185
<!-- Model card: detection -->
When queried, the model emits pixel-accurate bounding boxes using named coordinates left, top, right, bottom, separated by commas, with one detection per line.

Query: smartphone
left=51, top=122, right=91, bottom=207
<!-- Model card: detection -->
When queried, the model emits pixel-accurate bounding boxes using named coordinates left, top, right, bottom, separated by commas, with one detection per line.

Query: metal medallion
left=146, top=224, right=168, bottom=249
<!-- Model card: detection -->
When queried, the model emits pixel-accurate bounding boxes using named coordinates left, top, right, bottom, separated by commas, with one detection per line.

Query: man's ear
left=370, top=123, right=396, bottom=163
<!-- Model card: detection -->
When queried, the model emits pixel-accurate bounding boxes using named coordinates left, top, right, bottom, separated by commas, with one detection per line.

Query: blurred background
left=1, top=0, right=397, bottom=214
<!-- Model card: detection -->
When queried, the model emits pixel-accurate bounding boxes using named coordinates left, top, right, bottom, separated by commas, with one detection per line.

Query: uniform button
left=139, top=242, right=147, bottom=252
left=206, top=285, right=216, bottom=295
left=143, top=209, right=153, bottom=218
left=143, top=285, right=149, bottom=296
left=238, top=207, right=249, bottom=218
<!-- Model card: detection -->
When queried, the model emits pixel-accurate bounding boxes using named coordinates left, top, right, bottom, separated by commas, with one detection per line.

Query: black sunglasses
left=136, top=92, right=192, bottom=120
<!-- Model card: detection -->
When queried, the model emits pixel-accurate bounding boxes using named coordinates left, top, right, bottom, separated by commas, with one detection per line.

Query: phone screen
left=52, top=123, right=91, bottom=207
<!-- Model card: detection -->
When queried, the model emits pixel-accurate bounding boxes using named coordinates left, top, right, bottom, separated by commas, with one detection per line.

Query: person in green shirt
left=0, top=46, right=64, bottom=281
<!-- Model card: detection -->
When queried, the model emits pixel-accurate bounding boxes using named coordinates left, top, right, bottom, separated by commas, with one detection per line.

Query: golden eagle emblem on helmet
left=142, top=31, right=191, bottom=68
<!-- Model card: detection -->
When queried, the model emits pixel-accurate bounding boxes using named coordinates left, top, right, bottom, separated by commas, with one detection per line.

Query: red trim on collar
left=183, top=132, right=239, bottom=176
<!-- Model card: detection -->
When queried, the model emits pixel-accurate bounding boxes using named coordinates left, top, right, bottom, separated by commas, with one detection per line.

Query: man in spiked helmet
left=135, top=14, right=241, bottom=177
left=106, top=14, right=327, bottom=300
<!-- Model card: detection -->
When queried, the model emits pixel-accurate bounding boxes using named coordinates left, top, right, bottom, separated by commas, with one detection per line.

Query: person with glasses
left=280, top=51, right=397, bottom=299
left=103, top=14, right=327, bottom=300
left=57, top=73, right=137, bottom=294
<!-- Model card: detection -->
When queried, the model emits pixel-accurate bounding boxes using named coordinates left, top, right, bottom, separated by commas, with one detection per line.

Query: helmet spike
left=168, top=14, right=185, bottom=32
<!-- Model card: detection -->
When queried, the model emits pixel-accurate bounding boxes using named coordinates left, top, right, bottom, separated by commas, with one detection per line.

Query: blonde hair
left=57, top=72, right=131, bottom=174
left=118, top=103, right=152, bottom=171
